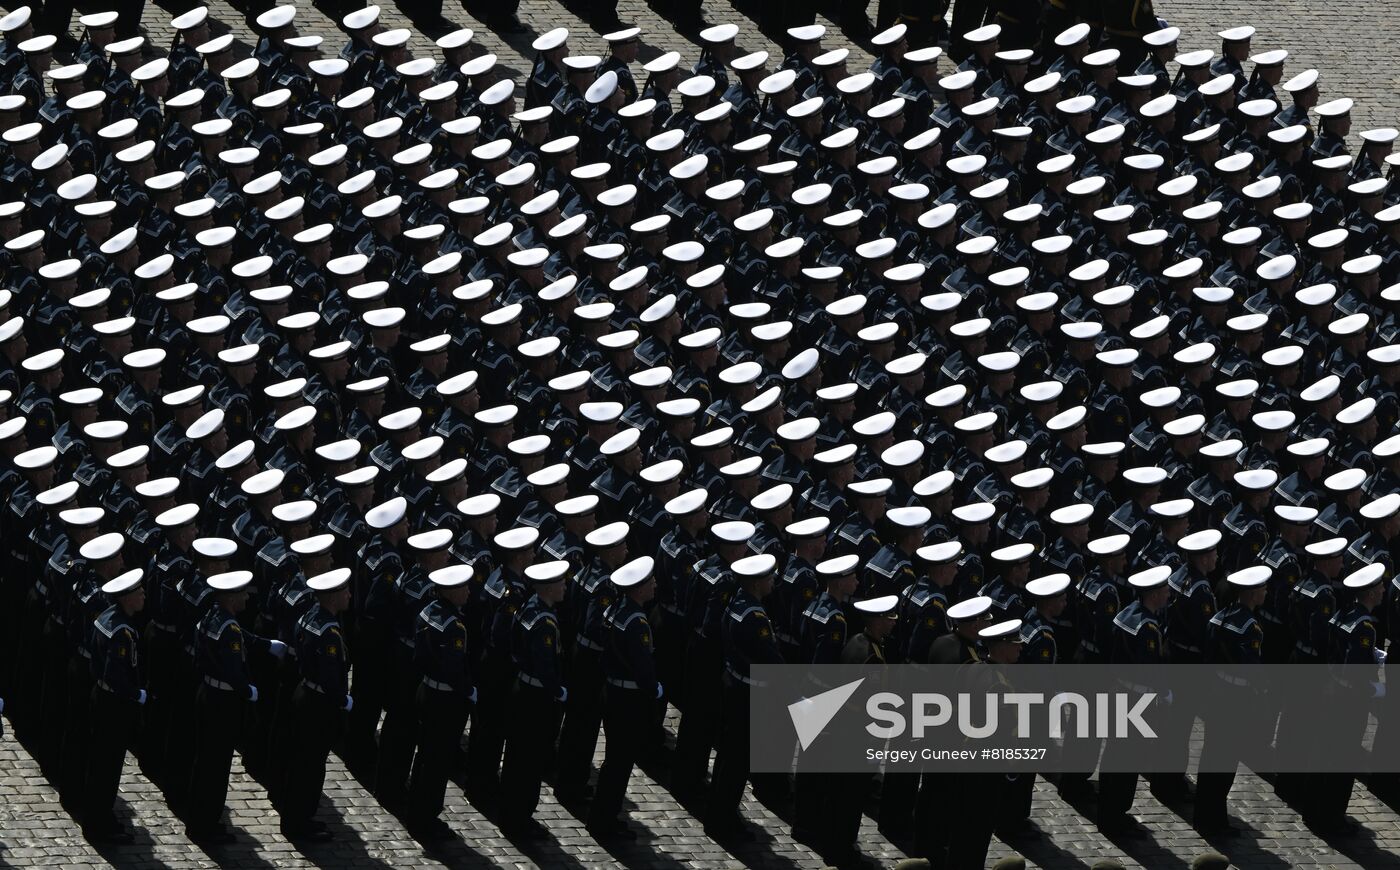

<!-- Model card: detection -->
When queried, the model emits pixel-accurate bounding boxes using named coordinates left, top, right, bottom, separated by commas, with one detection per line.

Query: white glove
left=655, top=682, right=664, bottom=700
left=1374, top=681, right=1388, bottom=699
left=138, top=689, right=147, bottom=705
left=468, top=686, right=478, bottom=704
left=557, top=686, right=569, bottom=703
left=1376, top=649, right=1388, bottom=665
left=343, top=695, right=354, bottom=712
left=268, top=640, right=288, bottom=659
left=249, top=684, right=260, bottom=703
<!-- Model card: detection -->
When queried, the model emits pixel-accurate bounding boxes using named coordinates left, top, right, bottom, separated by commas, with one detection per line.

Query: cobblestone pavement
left=5, top=0, right=1400, bottom=867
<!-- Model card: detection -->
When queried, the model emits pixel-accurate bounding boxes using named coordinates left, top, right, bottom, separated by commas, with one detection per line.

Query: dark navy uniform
left=281, top=601, right=350, bottom=833
left=499, top=591, right=564, bottom=832
left=188, top=602, right=272, bottom=838
left=1166, top=566, right=1216, bottom=663
left=407, top=596, right=475, bottom=829
left=1196, top=601, right=1264, bottom=831
left=899, top=579, right=949, bottom=663
left=1098, top=597, right=1168, bottom=823
left=1074, top=570, right=1121, bottom=663
left=587, top=593, right=660, bottom=832
left=83, top=602, right=146, bottom=837
left=1289, top=573, right=1336, bottom=663
left=708, top=586, right=782, bottom=826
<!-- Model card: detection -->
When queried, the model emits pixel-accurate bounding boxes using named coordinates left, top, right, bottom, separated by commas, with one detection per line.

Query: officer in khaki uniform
left=1101, top=0, right=1159, bottom=69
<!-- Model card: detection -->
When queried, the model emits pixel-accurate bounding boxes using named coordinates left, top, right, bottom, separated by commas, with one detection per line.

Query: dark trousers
left=81, top=688, right=138, bottom=833
left=164, top=654, right=199, bottom=808
left=467, top=0, right=518, bottom=22
left=555, top=645, right=605, bottom=791
left=997, top=771, right=1036, bottom=832
left=655, top=610, right=686, bottom=712
left=793, top=769, right=826, bottom=835
left=829, top=772, right=872, bottom=852
left=243, top=618, right=280, bottom=775
left=1097, top=769, right=1138, bottom=822
left=345, top=631, right=388, bottom=765
left=837, top=0, right=871, bottom=33
left=407, top=684, right=471, bottom=824
left=60, top=653, right=94, bottom=804
left=1195, top=695, right=1253, bottom=829
left=280, top=685, right=340, bottom=828
left=13, top=588, right=46, bottom=738
left=879, top=771, right=918, bottom=832
left=463, top=653, right=512, bottom=793
left=266, top=655, right=301, bottom=805
left=500, top=682, right=563, bottom=828
left=374, top=646, right=419, bottom=808
left=672, top=635, right=722, bottom=794
left=650, top=0, right=702, bottom=28
left=947, top=772, right=999, bottom=869
left=914, top=772, right=956, bottom=865
left=1056, top=699, right=1101, bottom=796
left=186, top=685, right=244, bottom=833
left=587, top=684, right=652, bottom=827
left=139, top=625, right=179, bottom=780
left=706, top=680, right=754, bottom=824
left=949, top=0, right=989, bottom=58
left=1305, top=691, right=1368, bottom=826
left=0, top=551, right=27, bottom=702
left=1038, top=2, right=1074, bottom=51
left=995, top=11, right=1039, bottom=49
left=1194, top=770, right=1235, bottom=830
left=38, top=617, right=69, bottom=767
